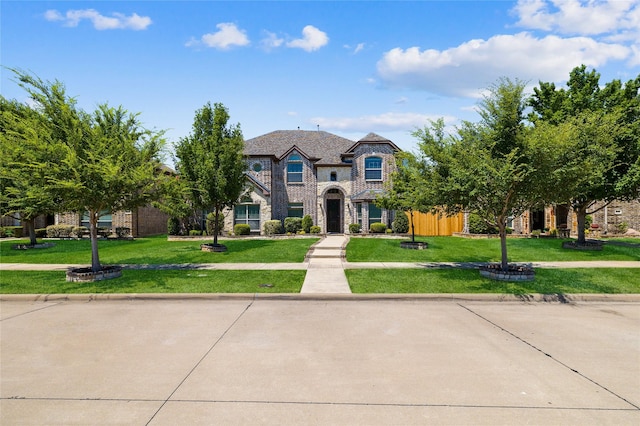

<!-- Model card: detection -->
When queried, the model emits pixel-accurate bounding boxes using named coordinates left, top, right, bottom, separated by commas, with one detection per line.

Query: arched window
left=287, top=154, right=303, bottom=183
left=365, top=156, right=382, bottom=181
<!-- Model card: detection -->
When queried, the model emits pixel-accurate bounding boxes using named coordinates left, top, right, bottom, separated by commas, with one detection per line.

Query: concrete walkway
left=300, top=235, right=351, bottom=294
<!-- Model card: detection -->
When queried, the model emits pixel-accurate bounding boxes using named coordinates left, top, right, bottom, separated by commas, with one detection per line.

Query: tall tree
left=414, top=79, right=553, bottom=271
left=12, top=70, right=166, bottom=272
left=529, top=65, right=640, bottom=243
left=175, top=102, right=246, bottom=248
left=0, top=97, right=62, bottom=245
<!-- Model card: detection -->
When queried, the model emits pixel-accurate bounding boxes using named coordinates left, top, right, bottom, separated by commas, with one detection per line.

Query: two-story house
left=229, top=130, right=400, bottom=234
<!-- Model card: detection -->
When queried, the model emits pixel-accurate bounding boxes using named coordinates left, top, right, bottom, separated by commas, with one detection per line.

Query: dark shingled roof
left=244, top=130, right=356, bottom=165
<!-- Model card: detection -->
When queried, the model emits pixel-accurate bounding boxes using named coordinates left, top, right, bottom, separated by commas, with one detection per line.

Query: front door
left=327, top=199, right=341, bottom=233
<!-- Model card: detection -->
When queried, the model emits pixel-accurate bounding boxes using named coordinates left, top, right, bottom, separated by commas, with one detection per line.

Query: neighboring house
left=228, top=130, right=400, bottom=234
left=511, top=199, right=640, bottom=236
left=55, top=205, right=169, bottom=237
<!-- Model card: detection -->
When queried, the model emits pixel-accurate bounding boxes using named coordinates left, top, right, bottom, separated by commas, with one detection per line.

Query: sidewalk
left=300, top=235, right=351, bottom=293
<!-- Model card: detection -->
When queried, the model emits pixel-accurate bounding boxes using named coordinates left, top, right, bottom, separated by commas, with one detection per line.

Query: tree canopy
left=8, top=69, right=167, bottom=272
left=174, top=102, right=246, bottom=247
left=529, top=65, right=640, bottom=243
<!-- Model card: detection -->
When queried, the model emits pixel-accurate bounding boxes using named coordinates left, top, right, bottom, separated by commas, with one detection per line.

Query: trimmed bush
left=310, top=225, right=321, bottom=234
left=3, top=226, right=23, bottom=238
left=369, top=222, right=387, bottom=233
left=206, top=212, right=225, bottom=236
left=35, top=228, right=47, bottom=238
left=284, top=217, right=303, bottom=233
left=263, top=220, right=283, bottom=236
left=167, top=217, right=181, bottom=236
left=46, top=225, right=74, bottom=238
left=349, top=223, right=361, bottom=234
left=72, top=226, right=89, bottom=238
left=234, top=224, right=251, bottom=235
left=468, top=214, right=498, bottom=234
left=0, top=227, right=10, bottom=238
left=189, top=229, right=203, bottom=236
left=301, top=214, right=313, bottom=233
left=115, top=227, right=131, bottom=238
left=392, top=211, right=409, bottom=233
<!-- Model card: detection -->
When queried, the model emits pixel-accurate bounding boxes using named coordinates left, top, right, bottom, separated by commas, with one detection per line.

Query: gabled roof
left=244, top=173, right=270, bottom=196
left=344, top=132, right=401, bottom=154
left=244, top=130, right=355, bottom=164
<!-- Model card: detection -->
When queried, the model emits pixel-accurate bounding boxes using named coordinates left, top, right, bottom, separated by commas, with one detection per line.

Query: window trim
left=234, top=203, right=261, bottom=231
left=365, top=156, right=383, bottom=181
left=287, top=202, right=304, bottom=218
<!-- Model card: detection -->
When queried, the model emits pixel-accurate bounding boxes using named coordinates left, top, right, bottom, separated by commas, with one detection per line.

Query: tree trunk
left=213, top=206, right=220, bottom=246
left=25, top=218, right=37, bottom=246
left=89, top=211, right=101, bottom=272
left=575, top=204, right=588, bottom=244
left=410, top=209, right=415, bottom=243
left=497, top=219, right=509, bottom=271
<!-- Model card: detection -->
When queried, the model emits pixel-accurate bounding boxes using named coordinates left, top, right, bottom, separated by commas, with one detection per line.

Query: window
left=287, top=203, right=304, bottom=218
left=287, top=154, right=303, bottom=183
left=234, top=204, right=260, bottom=231
left=356, top=203, right=362, bottom=225
left=365, top=157, right=382, bottom=181
left=330, top=171, right=337, bottom=181
left=368, top=203, right=382, bottom=228
left=81, top=210, right=112, bottom=229
left=252, top=162, right=262, bottom=172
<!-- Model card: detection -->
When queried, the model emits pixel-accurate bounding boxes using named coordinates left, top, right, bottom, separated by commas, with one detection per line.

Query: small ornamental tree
left=12, top=70, right=166, bottom=273
left=529, top=65, right=640, bottom=244
left=175, top=102, right=246, bottom=249
left=0, top=96, right=62, bottom=246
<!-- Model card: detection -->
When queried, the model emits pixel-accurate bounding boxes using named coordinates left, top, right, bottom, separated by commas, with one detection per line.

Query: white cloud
left=377, top=32, right=630, bottom=97
left=512, top=0, right=640, bottom=36
left=286, top=25, right=329, bottom=52
left=310, top=112, right=457, bottom=133
left=190, top=23, right=250, bottom=50
left=260, top=31, right=284, bottom=51
left=44, top=9, right=151, bottom=30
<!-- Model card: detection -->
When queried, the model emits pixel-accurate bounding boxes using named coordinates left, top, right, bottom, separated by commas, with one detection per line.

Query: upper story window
left=287, top=154, right=303, bottom=183
left=330, top=171, right=337, bottom=181
left=365, top=156, right=382, bottom=181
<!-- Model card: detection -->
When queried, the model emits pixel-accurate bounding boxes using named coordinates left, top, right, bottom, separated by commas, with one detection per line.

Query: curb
left=2, top=293, right=640, bottom=303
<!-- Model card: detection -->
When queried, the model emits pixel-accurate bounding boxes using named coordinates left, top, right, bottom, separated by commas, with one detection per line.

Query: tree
left=530, top=65, right=640, bottom=244
left=414, top=79, right=553, bottom=271
left=12, top=70, right=167, bottom=272
left=175, top=102, right=246, bottom=248
left=0, top=97, right=62, bottom=245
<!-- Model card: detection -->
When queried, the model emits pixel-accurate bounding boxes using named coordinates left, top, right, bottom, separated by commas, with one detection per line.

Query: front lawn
left=0, top=270, right=305, bottom=294
left=346, top=268, right=640, bottom=294
left=346, top=236, right=640, bottom=262
left=0, top=235, right=319, bottom=264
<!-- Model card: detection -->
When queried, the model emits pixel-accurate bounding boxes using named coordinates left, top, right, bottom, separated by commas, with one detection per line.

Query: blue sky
left=2, top=0, right=639, bottom=160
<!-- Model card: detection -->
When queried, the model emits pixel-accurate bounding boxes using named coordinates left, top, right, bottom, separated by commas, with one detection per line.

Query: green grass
left=0, top=270, right=305, bottom=294
left=346, top=236, right=640, bottom=262
left=0, top=235, right=319, bottom=264
left=346, top=268, right=640, bottom=294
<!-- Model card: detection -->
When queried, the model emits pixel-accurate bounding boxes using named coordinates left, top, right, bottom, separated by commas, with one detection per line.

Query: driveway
left=1, top=298, right=638, bottom=425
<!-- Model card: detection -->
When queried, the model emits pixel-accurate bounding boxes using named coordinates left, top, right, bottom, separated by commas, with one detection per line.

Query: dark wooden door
left=327, top=199, right=341, bottom=233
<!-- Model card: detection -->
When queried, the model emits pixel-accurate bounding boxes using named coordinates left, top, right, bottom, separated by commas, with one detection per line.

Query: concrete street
left=1, top=298, right=638, bottom=425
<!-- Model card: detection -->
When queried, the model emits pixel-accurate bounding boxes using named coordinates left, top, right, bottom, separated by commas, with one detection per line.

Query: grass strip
left=345, top=268, right=640, bottom=294
left=0, top=270, right=305, bottom=294
left=0, top=236, right=319, bottom=264
left=346, top=236, right=640, bottom=262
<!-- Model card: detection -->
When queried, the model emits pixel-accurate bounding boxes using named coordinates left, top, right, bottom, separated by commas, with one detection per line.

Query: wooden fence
left=405, top=211, right=464, bottom=236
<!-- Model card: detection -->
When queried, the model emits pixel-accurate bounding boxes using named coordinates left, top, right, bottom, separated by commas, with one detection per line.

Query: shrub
left=206, top=212, right=225, bottom=236
left=310, top=225, right=321, bottom=234
left=167, top=217, right=181, bottom=236
left=35, top=228, right=47, bottom=238
left=189, top=229, right=203, bottom=236
left=3, top=226, right=23, bottom=238
left=584, top=215, right=593, bottom=230
left=301, top=214, right=313, bottom=233
left=46, top=225, right=74, bottom=238
left=391, top=211, right=409, bottom=233
left=115, top=227, right=131, bottom=238
left=234, top=224, right=251, bottom=235
left=72, top=226, right=89, bottom=238
left=468, top=214, right=498, bottom=234
left=349, top=223, right=361, bottom=234
left=284, top=217, right=303, bottom=233
left=616, top=222, right=629, bottom=234
left=548, top=228, right=558, bottom=237
left=0, top=227, right=10, bottom=238
left=370, top=222, right=387, bottom=233
left=263, top=220, right=283, bottom=236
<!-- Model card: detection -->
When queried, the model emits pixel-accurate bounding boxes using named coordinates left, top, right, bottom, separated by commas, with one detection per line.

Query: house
left=227, top=130, right=400, bottom=234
